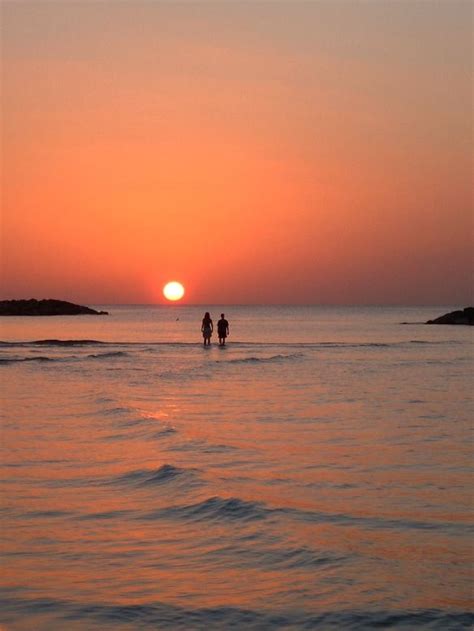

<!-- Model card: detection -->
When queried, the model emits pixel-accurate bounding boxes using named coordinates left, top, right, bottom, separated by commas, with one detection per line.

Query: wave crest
left=87, top=351, right=128, bottom=359
left=0, top=356, right=57, bottom=364
left=225, top=353, right=303, bottom=365
left=115, top=464, right=197, bottom=488
left=146, top=496, right=267, bottom=523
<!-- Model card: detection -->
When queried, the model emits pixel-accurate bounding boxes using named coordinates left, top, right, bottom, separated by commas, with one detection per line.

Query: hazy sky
left=2, top=1, right=472, bottom=304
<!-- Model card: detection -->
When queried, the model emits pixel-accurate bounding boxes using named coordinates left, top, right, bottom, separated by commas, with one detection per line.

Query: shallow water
left=1, top=306, right=472, bottom=629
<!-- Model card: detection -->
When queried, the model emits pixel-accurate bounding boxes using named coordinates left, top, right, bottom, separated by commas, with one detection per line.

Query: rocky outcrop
left=0, top=299, right=108, bottom=316
left=426, top=307, right=473, bottom=325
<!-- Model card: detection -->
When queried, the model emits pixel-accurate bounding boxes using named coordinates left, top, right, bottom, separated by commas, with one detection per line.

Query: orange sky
left=1, top=1, right=472, bottom=305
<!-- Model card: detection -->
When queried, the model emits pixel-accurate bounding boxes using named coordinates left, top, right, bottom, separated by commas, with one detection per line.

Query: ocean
left=1, top=305, right=472, bottom=630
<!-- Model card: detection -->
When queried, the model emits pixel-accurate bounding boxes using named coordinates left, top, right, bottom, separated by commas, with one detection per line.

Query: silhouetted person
left=201, top=312, right=213, bottom=346
left=217, top=313, right=229, bottom=346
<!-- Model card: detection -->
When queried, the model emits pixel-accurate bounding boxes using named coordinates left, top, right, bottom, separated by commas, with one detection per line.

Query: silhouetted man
left=217, top=313, right=229, bottom=346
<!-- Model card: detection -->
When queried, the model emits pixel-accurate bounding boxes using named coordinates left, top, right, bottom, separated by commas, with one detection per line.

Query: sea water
left=0, top=306, right=472, bottom=630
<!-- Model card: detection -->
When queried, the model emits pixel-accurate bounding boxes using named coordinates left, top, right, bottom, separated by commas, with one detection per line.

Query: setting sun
left=163, top=281, right=185, bottom=302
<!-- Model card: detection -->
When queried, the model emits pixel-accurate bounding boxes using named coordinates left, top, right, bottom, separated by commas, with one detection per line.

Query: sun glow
left=163, top=281, right=185, bottom=301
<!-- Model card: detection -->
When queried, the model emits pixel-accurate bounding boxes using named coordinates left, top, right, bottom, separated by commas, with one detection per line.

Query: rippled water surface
left=1, top=306, right=472, bottom=629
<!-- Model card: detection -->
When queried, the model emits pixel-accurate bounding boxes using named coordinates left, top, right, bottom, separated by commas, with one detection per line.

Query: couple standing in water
left=201, top=312, right=229, bottom=346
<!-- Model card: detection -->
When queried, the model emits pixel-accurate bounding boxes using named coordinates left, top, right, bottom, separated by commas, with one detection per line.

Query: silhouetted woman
left=201, top=312, right=213, bottom=346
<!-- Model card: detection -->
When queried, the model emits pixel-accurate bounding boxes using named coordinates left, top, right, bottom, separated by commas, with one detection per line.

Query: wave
left=0, top=596, right=472, bottom=630
left=87, top=351, right=129, bottom=359
left=103, top=426, right=177, bottom=442
left=0, top=351, right=127, bottom=364
left=144, top=496, right=268, bottom=523
left=0, top=339, right=107, bottom=347
left=0, top=356, right=58, bottom=364
left=77, top=509, right=134, bottom=521
left=114, top=464, right=197, bottom=488
left=19, top=510, right=73, bottom=519
left=0, top=353, right=127, bottom=365
left=224, top=353, right=303, bottom=365
left=166, top=440, right=237, bottom=454
left=100, top=406, right=134, bottom=417
left=204, top=543, right=343, bottom=571
left=285, top=507, right=474, bottom=536
left=407, top=339, right=462, bottom=345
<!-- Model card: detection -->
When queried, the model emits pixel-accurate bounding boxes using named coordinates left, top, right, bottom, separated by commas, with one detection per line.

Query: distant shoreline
left=0, top=299, right=108, bottom=316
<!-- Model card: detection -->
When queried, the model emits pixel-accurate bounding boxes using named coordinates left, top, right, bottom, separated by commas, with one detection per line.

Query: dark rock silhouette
left=0, top=299, right=108, bottom=316
left=426, top=307, right=473, bottom=326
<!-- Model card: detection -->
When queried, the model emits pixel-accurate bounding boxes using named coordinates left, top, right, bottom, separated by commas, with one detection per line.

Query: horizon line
left=90, top=302, right=468, bottom=308
left=1, top=298, right=469, bottom=308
